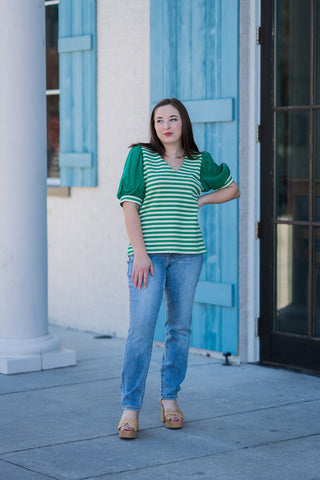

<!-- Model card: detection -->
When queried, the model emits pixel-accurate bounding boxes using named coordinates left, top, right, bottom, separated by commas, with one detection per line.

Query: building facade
left=47, top=0, right=255, bottom=362
left=1, top=0, right=318, bottom=373
left=47, top=0, right=320, bottom=372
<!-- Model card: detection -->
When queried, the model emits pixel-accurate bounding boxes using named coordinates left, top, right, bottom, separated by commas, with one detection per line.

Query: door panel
left=260, top=0, right=320, bottom=372
left=150, top=0, right=239, bottom=354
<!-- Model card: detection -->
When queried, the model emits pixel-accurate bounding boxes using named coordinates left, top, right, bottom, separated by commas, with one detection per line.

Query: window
left=46, top=0, right=60, bottom=186
left=273, top=0, right=320, bottom=337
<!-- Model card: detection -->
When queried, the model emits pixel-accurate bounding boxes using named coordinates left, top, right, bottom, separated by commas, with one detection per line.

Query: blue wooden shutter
left=151, top=0, right=239, bottom=355
left=58, top=0, right=97, bottom=187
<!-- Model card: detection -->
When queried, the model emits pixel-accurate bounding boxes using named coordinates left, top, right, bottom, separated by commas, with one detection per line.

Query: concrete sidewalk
left=0, top=325, right=319, bottom=480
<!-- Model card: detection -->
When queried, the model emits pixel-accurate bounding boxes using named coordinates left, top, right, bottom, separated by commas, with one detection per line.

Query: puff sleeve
left=200, top=151, right=234, bottom=192
left=117, top=145, right=145, bottom=207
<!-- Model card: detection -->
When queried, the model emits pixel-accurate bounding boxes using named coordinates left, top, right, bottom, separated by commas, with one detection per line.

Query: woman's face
left=154, top=105, right=183, bottom=147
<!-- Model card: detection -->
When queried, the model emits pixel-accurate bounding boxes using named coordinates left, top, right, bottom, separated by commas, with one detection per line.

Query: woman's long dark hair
left=131, top=98, right=200, bottom=159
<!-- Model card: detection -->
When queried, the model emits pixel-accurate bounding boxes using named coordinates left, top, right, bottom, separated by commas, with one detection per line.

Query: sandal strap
left=118, top=416, right=139, bottom=431
left=163, top=407, right=184, bottom=422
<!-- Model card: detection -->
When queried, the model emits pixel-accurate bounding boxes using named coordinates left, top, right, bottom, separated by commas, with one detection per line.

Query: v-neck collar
left=160, top=154, right=186, bottom=172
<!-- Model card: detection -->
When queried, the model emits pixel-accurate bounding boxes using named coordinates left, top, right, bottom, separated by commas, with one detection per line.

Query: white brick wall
left=47, top=0, right=150, bottom=337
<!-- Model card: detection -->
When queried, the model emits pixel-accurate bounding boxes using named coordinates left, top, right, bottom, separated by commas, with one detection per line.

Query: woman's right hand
left=132, top=253, right=154, bottom=289
left=122, top=201, right=154, bottom=288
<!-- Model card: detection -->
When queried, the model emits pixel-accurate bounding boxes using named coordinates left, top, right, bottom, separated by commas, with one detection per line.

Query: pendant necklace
left=165, top=152, right=184, bottom=160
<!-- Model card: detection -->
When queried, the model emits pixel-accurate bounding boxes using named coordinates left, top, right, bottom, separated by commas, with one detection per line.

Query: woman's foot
left=160, top=399, right=184, bottom=429
left=118, top=410, right=139, bottom=439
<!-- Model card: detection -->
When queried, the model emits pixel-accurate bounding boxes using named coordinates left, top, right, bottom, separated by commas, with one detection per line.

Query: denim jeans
left=121, top=253, right=203, bottom=411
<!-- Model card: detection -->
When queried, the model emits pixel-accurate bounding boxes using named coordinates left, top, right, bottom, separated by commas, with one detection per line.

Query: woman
left=117, top=98, right=240, bottom=439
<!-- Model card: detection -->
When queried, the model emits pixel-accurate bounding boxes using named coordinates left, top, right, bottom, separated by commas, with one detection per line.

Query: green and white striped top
left=117, top=146, right=234, bottom=255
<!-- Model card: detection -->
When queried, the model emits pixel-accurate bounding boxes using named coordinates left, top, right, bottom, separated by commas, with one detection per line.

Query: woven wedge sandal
left=160, top=400, right=184, bottom=429
left=118, top=415, right=139, bottom=439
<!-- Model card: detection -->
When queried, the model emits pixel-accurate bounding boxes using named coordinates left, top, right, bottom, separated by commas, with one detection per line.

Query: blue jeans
left=121, top=253, right=203, bottom=411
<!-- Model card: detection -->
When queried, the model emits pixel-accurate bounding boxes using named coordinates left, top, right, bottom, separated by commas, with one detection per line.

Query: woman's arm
left=122, top=201, right=154, bottom=289
left=198, top=181, right=240, bottom=208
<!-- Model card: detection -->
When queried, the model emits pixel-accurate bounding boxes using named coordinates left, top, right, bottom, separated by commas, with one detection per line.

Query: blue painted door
left=151, top=0, right=239, bottom=354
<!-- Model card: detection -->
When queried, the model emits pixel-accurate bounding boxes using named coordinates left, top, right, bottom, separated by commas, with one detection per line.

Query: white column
left=0, top=0, right=76, bottom=374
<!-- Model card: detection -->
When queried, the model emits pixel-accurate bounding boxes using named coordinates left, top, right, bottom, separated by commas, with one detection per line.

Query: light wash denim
left=121, top=253, right=203, bottom=411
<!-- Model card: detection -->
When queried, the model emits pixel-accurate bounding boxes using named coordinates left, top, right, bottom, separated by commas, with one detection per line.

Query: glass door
left=260, top=0, right=320, bottom=372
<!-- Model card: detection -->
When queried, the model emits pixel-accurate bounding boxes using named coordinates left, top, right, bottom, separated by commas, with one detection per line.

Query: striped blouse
left=117, top=146, right=234, bottom=255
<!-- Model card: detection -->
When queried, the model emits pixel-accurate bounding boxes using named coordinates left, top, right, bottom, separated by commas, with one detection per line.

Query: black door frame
left=260, top=0, right=320, bottom=373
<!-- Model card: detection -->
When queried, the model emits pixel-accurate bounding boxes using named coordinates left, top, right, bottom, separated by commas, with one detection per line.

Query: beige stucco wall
left=47, top=0, right=150, bottom=337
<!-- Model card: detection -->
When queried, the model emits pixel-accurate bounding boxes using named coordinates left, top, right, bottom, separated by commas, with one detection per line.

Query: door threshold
left=260, top=360, right=320, bottom=377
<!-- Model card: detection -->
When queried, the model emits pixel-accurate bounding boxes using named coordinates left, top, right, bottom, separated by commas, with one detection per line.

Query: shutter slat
left=58, top=35, right=92, bottom=53
left=150, top=98, right=234, bottom=123
left=195, top=281, right=234, bottom=307
left=59, top=153, right=92, bottom=168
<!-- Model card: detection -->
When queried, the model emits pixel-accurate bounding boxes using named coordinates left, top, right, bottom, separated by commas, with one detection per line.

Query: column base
left=0, top=348, right=76, bottom=375
left=0, top=334, right=76, bottom=374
